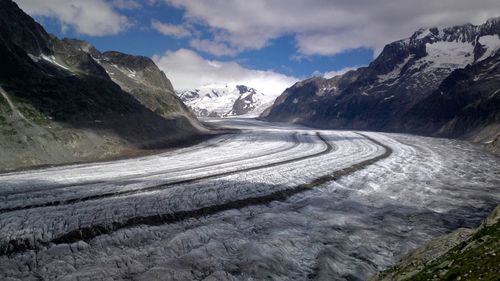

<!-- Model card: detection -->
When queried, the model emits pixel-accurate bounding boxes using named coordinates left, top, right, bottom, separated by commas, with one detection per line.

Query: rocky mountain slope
left=262, top=19, right=500, bottom=147
left=370, top=205, right=500, bottom=281
left=0, top=0, right=205, bottom=171
left=178, top=84, right=277, bottom=117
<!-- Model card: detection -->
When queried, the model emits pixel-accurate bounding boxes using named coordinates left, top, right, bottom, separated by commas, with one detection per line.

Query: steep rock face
left=229, top=85, right=263, bottom=115
left=178, top=84, right=276, bottom=117
left=0, top=0, right=52, bottom=55
left=262, top=19, right=500, bottom=142
left=399, top=50, right=500, bottom=140
left=0, top=0, right=203, bottom=171
left=50, top=39, right=196, bottom=120
left=101, top=51, right=174, bottom=91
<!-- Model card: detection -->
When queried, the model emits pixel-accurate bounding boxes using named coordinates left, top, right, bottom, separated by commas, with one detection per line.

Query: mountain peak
left=61, top=38, right=101, bottom=58
left=236, top=85, right=257, bottom=95
left=485, top=17, right=500, bottom=25
left=177, top=84, right=277, bottom=117
left=0, top=0, right=202, bottom=170
left=0, top=0, right=53, bottom=55
left=262, top=18, right=500, bottom=142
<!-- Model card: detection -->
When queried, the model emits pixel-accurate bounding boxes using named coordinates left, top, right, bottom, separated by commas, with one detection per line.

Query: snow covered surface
left=0, top=119, right=499, bottom=280
left=478, top=35, right=500, bottom=61
left=422, top=41, right=474, bottom=70
left=416, top=28, right=433, bottom=40
left=376, top=39, right=481, bottom=93
left=177, top=85, right=279, bottom=117
left=28, top=54, right=71, bottom=71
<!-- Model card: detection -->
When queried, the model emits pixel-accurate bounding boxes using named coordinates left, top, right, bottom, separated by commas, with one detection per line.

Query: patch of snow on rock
left=423, top=41, right=474, bottom=70
left=478, top=35, right=500, bottom=61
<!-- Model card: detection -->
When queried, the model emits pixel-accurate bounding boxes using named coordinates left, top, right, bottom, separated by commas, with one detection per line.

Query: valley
left=1, top=118, right=498, bottom=280
left=1, top=0, right=499, bottom=280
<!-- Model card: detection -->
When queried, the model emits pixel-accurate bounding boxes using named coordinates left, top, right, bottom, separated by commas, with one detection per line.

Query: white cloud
left=152, top=49, right=298, bottom=95
left=165, top=0, right=500, bottom=56
left=322, top=66, right=363, bottom=79
left=151, top=20, right=191, bottom=38
left=110, top=0, right=141, bottom=10
left=15, top=0, right=129, bottom=36
left=189, top=39, right=239, bottom=56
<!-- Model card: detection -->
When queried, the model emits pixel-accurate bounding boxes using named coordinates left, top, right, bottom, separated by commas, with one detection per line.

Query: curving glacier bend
left=0, top=118, right=499, bottom=281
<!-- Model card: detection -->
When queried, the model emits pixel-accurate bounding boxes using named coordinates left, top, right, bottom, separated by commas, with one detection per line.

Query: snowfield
left=0, top=118, right=499, bottom=281
left=177, top=85, right=280, bottom=117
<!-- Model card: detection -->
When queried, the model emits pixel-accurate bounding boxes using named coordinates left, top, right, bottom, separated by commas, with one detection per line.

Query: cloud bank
left=110, top=0, right=141, bottom=10
left=15, top=0, right=129, bottom=36
left=151, top=20, right=191, bottom=38
left=323, top=66, right=363, bottom=79
left=153, top=49, right=298, bottom=95
left=165, top=0, right=500, bottom=56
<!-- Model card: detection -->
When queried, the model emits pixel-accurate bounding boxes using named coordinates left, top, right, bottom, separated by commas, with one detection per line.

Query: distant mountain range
left=0, top=0, right=204, bottom=171
left=177, top=84, right=278, bottom=117
left=261, top=19, right=500, bottom=152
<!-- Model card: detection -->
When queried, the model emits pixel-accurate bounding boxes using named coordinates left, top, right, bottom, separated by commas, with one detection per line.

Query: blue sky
left=33, top=2, right=374, bottom=79
left=15, top=0, right=500, bottom=94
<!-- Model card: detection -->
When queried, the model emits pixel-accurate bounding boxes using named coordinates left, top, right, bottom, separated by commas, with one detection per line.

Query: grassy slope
left=370, top=206, right=500, bottom=281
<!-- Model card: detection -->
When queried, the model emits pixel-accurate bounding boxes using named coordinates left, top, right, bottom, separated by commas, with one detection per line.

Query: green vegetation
left=154, top=105, right=175, bottom=116
left=404, top=221, right=499, bottom=281
left=372, top=206, right=500, bottom=281
left=2, top=127, right=17, bottom=136
left=153, top=97, right=177, bottom=117
left=17, top=103, right=51, bottom=126
left=0, top=94, right=12, bottom=114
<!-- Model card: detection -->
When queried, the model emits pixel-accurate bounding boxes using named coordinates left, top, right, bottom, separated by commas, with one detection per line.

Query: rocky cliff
left=0, top=0, right=205, bottom=171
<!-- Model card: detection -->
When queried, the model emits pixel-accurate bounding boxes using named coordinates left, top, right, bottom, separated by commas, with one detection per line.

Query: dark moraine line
left=0, top=131, right=297, bottom=198
left=0, top=132, right=329, bottom=214
left=0, top=133, right=391, bottom=256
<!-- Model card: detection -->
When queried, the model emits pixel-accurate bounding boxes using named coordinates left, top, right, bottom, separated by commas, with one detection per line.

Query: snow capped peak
left=236, top=85, right=257, bottom=95
left=477, top=34, right=500, bottom=61
left=411, top=27, right=440, bottom=40
left=177, top=84, right=279, bottom=117
left=372, top=17, right=500, bottom=84
left=484, top=17, right=500, bottom=27
left=404, top=18, right=500, bottom=48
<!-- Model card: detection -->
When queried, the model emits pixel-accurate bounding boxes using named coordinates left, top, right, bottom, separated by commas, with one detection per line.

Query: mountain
left=62, top=40, right=197, bottom=120
left=177, top=84, right=278, bottom=117
left=261, top=19, right=500, bottom=148
left=399, top=48, right=500, bottom=141
left=0, top=0, right=205, bottom=171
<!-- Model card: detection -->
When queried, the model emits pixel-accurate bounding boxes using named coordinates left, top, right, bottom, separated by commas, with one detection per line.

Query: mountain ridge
left=0, top=0, right=206, bottom=171
left=177, top=84, right=278, bottom=117
left=261, top=18, right=500, bottom=150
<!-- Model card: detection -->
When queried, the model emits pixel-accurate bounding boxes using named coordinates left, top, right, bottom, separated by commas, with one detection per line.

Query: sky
left=13, top=0, right=500, bottom=95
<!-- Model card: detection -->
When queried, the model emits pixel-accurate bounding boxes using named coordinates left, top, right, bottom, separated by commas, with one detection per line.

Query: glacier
left=0, top=118, right=498, bottom=281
